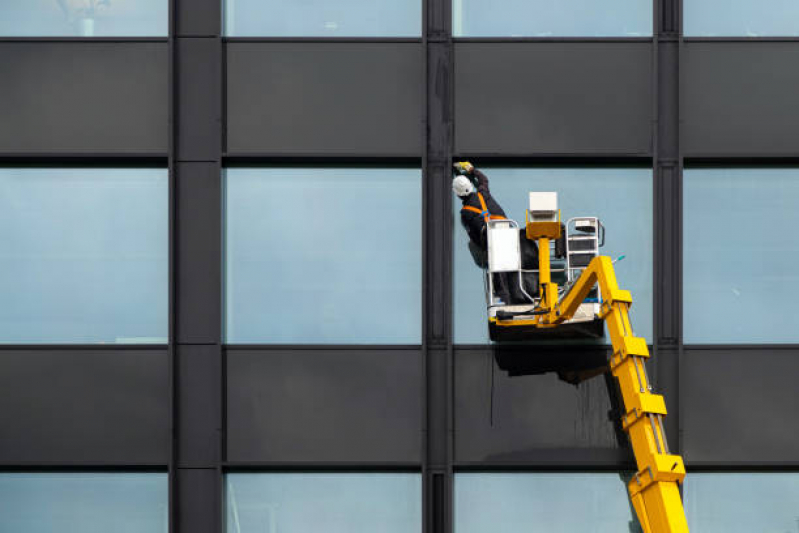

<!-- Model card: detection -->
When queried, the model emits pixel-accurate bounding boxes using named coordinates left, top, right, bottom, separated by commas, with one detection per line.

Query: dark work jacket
left=459, top=169, right=507, bottom=248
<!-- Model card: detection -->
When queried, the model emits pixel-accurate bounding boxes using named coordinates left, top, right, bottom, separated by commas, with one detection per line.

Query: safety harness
left=461, top=192, right=506, bottom=222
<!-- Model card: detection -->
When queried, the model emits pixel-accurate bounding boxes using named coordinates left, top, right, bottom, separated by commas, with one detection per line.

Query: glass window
left=0, top=473, right=168, bottom=533
left=0, top=0, right=168, bottom=37
left=453, top=0, right=652, bottom=37
left=685, top=473, right=799, bottom=531
left=226, top=473, right=422, bottom=533
left=224, top=167, right=422, bottom=344
left=455, top=473, right=639, bottom=532
left=224, top=0, right=421, bottom=37
left=453, top=167, right=652, bottom=344
left=683, top=168, right=799, bottom=343
left=684, top=0, right=799, bottom=37
left=0, top=168, right=168, bottom=344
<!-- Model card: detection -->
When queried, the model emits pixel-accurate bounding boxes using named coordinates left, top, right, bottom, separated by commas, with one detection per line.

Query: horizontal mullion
left=224, top=344, right=422, bottom=351
left=223, top=37, right=422, bottom=43
left=0, top=463, right=168, bottom=471
left=0, top=344, right=168, bottom=351
left=0, top=37, right=168, bottom=43
left=0, top=154, right=168, bottom=166
left=453, top=37, right=653, bottom=43
left=683, top=344, right=799, bottom=351
left=223, top=154, right=423, bottom=165
left=450, top=154, right=653, bottom=164
left=683, top=37, right=799, bottom=43
left=223, top=461, right=421, bottom=471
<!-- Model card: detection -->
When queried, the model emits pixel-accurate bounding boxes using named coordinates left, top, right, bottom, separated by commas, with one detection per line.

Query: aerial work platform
left=480, top=190, right=689, bottom=533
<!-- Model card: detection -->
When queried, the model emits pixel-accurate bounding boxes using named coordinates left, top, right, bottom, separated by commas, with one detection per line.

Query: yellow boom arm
left=529, top=219, right=689, bottom=532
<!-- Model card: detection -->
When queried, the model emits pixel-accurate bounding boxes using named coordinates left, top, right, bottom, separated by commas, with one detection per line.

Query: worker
left=452, top=162, right=538, bottom=304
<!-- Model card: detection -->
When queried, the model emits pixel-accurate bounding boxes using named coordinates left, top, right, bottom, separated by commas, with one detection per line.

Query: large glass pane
left=0, top=168, right=168, bottom=344
left=455, top=473, right=639, bottom=532
left=224, top=0, right=421, bottom=37
left=683, top=168, right=799, bottom=343
left=0, top=0, right=168, bottom=37
left=453, top=0, right=652, bottom=37
left=0, top=473, right=168, bottom=533
left=453, top=167, right=652, bottom=344
left=225, top=167, right=421, bottom=344
left=685, top=473, right=799, bottom=531
left=685, top=0, right=799, bottom=36
left=226, top=473, right=421, bottom=533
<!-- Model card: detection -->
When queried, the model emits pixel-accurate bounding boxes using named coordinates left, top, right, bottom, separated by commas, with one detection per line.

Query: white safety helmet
left=452, top=175, right=475, bottom=197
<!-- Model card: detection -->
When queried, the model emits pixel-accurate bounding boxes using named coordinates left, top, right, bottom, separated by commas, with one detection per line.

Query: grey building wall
left=1, top=1, right=799, bottom=533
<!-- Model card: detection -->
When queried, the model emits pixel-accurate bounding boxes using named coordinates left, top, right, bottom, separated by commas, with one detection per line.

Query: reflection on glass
left=684, top=0, right=799, bottom=36
left=226, top=473, right=422, bottom=533
left=224, top=0, right=421, bottom=37
left=453, top=0, right=651, bottom=37
left=685, top=473, right=799, bottom=531
left=0, top=473, right=168, bottom=533
left=455, top=473, right=640, bottom=532
left=453, top=167, right=652, bottom=344
left=224, top=167, right=421, bottom=344
left=683, top=168, right=799, bottom=343
left=0, top=168, right=168, bottom=344
left=0, top=0, right=168, bottom=37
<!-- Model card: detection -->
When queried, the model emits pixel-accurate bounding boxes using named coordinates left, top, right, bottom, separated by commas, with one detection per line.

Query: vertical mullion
left=424, top=0, right=454, bottom=531
left=654, top=0, right=682, bottom=453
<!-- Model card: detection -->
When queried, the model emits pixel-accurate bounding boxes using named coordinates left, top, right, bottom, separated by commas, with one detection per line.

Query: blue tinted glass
left=225, top=168, right=422, bottom=344
left=685, top=0, right=799, bottom=36
left=226, top=473, right=422, bottom=533
left=453, top=0, right=652, bottom=37
left=0, top=168, right=168, bottom=344
left=0, top=0, right=168, bottom=37
left=0, top=473, right=168, bottom=533
left=683, top=168, right=799, bottom=343
left=453, top=168, right=652, bottom=344
left=225, top=0, right=421, bottom=37
left=455, top=473, right=639, bottom=532
left=685, top=473, right=799, bottom=531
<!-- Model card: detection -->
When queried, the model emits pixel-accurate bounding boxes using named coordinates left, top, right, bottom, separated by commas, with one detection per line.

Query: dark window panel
left=0, top=350, right=170, bottom=465
left=226, top=349, right=422, bottom=463
left=0, top=43, right=168, bottom=154
left=225, top=43, right=424, bottom=156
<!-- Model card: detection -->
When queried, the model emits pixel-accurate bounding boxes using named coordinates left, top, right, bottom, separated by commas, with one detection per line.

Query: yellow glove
left=453, top=161, right=474, bottom=175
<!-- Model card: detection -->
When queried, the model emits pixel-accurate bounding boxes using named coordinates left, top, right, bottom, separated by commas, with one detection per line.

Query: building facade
left=2, top=0, right=799, bottom=531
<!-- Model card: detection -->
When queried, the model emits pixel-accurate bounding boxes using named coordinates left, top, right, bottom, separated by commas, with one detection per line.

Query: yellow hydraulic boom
left=519, top=217, right=689, bottom=533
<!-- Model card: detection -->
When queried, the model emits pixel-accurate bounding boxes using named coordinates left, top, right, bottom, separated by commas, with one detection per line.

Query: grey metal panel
left=0, top=43, right=168, bottom=154
left=226, top=43, right=424, bottom=155
left=176, top=0, right=221, bottom=37
left=177, top=469, right=220, bottom=533
left=176, top=39, right=222, bottom=161
left=454, top=348, right=632, bottom=465
left=226, top=349, right=423, bottom=463
left=0, top=349, right=169, bottom=464
left=177, top=345, right=222, bottom=467
left=454, top=42, right=652, bottom=155
left=682, top=348, right=799, bottom=464
left=682, top=42, right=799, bottom=156
left=176, top=162, right=221, bottom=344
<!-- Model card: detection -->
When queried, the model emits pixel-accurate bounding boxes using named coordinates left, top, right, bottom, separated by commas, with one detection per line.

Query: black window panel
left=454, top=347, right=634, bottom=466
left=454, top=42, right=652, bottom=156
left=682, top=42, right=799, bottom=157
left=682, top=347, right=799, bottom=465
left=0, top=43, right=168, bottom=154
left=226, top=42, right=424, bottom=156
left=226, top=348, right=423, bottom=463
left=0, top=349, right=169, bottom=464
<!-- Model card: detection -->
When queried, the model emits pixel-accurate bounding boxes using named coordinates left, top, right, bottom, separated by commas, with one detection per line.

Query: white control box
left=528, top=192, right=558, bottom=222
left=487, top=224, right=521, bottom=273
